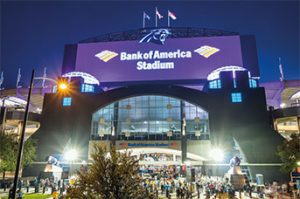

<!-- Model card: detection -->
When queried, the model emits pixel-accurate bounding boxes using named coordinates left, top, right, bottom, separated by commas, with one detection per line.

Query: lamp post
left=9, top=73, right=68, bottom=198
left=10, top=70, right=35, bottom=199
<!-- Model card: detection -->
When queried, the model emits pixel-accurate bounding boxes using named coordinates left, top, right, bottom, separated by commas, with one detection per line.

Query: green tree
left=277, top=133, right=300, bottom=173
left=67, top=144, right=156, bottom=199
left=0, top=133, right=36, bottom=179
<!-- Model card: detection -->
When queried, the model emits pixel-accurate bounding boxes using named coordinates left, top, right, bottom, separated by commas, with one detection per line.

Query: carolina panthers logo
left=139, top=29, right=171, bottom=45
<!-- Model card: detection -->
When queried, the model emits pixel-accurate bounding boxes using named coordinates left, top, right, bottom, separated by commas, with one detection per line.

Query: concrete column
left=0, top=107, right=7, bottom=133
left=297, top=116, right=300, bottom=133
left=111, top=102, right=119, bottom=146
left=180, top=100, right=187, bottom=164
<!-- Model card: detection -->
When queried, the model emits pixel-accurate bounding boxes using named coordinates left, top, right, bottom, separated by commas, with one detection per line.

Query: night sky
left=1, top=1, right=299, bottom=88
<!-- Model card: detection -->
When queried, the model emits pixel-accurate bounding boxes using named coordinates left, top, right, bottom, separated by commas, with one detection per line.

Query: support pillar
left=111, top=102, right=119, bottom=147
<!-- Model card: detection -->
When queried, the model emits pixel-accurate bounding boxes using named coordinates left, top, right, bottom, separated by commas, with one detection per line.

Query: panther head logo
left=139, top=29, right=171, bottom=45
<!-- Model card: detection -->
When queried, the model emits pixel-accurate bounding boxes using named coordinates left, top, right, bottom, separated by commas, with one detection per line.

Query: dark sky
left=1, top=1, right=299, bottom=88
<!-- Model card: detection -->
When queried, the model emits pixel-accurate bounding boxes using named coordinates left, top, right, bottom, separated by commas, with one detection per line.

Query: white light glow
left=184, top=160, right=191, bottom=166
left=62, top=71, right=100, bottom=85
left=207, top=66, right=247, bottom=81
left=63, top=149, right=78, bottom=162
left=280, top=103, right=286, bottom=108
left=0, top=96, right=27, bottom=107
left=209, top=148, right=224, bottom=162
left=290, top=91, right=300, bottom=101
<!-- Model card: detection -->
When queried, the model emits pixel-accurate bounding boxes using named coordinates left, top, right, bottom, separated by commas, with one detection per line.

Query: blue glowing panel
left=231, top=93, right=242, bottom=103
left=81, top=84, right=95, bottom=93
left=63, top=97, right=72, bottom=106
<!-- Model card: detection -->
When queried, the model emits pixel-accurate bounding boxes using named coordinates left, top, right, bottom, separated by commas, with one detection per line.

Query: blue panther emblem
left=139, top=29, right=171, bottom=45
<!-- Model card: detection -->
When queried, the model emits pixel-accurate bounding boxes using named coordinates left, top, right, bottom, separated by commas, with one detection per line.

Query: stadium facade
left=2, top=27, right=299, bottom=182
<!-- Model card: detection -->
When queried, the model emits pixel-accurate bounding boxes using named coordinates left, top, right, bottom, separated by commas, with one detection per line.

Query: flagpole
left=168, top=10, right=170, bottom=27
left=155, top=7, right=157, bottom=27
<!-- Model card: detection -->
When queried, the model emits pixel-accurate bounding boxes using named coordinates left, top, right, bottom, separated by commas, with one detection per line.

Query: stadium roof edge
left=79, top=27, right=239, bottom=43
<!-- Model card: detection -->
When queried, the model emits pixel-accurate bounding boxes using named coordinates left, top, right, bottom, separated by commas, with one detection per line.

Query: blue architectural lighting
left=231, top=92, right=242, bottom=103
left=233, top=79, right=237, bottom=88
left=63, top=97, right=72, bottom=106
left=81, top=84, right=95, bottom=93
left=249, top=79, right=257, bottom=88
left=209, top=79, right=221, bottom=89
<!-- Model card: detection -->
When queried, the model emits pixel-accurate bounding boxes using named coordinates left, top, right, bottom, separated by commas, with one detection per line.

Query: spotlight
left=210, top=148, right=224, bottom=162
left=63, top=149, right=78, bottom=162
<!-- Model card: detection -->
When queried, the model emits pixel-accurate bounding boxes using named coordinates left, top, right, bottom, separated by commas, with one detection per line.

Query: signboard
left=116, top=141, right=180, bottom=150
left=75, top=34, right=245, bottom=84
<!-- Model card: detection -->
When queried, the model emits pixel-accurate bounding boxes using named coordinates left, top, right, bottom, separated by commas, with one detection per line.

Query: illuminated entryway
left=117, top=147, right=207, bottom=166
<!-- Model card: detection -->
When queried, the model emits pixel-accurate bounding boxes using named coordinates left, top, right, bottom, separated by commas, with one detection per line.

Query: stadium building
left=1, top=27, right=299, bottom=182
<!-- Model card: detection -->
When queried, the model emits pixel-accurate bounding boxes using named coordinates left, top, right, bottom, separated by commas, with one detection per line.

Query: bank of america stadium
left=1, top=27, right=299, bottom=182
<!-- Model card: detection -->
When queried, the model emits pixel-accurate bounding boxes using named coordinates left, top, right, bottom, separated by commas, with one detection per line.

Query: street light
left=58, top=82, right=68, bottom=91
left=10, top=70, right=35, bottom=199
left=10, top=74, right=69, bottom=199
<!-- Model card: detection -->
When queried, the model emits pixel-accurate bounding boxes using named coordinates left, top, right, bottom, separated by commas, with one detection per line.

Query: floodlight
left=59, top=82, right=68, bottom=90
left=63, top=149, right=78, bottom=162
left=209, top=148, right=224, bottom=162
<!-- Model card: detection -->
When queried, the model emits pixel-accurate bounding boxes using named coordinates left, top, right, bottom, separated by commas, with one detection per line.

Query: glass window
left=62, top=97, right=72, bottom=106
left=249, top=79, right=257, bottom=88
left=91, top=95, right=210, bottom=140
left=52, top=85, right=57, bottom=93
left=231, top=93, right=242, bottom=103
left=81, top=84, right=95, bottom=93
left=209, top=79, right=221, bottom=89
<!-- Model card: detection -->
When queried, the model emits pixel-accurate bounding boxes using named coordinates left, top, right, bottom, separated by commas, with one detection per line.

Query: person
left=9, top=188, right=14, bottom=199
left=176, top=186, right=181, bottom=199
left=52, top=187, right=58, bottom=199
left=16, top=189, right=23, bottom=199
left=196, top=180, right=201, bottom=198
left=17, top=178, right=23, bottom=191
left=3, top=179, right=7, bottom=192
left=24, top=179, right=30, bottom=193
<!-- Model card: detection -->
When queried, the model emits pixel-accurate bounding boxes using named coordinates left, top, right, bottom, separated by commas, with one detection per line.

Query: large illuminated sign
left=139, top=29, right=171, bottom=45
left=75, top=35, right=250, bottom=84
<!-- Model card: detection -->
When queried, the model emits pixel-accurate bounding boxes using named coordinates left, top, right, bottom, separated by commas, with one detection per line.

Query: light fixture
left=59, top=83, right=68, bottom=90
left=209, top=148, right=224, bottom=162
left=63, top=149, right=78, bottom=162
left=280, top=103, right=286, bottom=108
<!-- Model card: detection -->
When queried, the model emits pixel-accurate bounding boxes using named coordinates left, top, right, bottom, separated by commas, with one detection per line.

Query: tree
left=0, top=133, right=36, bottom=179
left=67, top=144, right=156, bottom=199
left=277, top=133, right=300, bottom=173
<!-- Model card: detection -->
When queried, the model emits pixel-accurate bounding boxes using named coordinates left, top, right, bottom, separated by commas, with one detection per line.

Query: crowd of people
left=139, top=171, right=300, bottom=199
left=1, top=170, right=300, bottom=198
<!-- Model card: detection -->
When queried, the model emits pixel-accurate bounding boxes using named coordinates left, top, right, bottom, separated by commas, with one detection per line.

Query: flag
left=168, top=10, right=176, bottom=20
left=144, top=12, right=150, bottom=20
left=279, top=57, right=284, bottom=81
left=16, top=68, right=21, bottom=88
left=156, top=8, right=163, bottom=19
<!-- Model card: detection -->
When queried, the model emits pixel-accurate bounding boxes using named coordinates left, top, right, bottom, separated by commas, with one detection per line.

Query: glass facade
left=91, top=95, right=210, bottom=140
